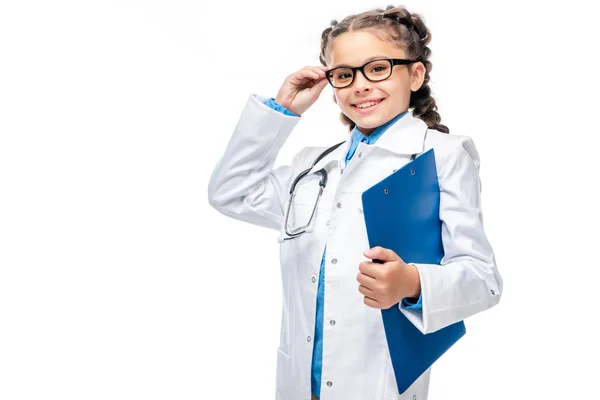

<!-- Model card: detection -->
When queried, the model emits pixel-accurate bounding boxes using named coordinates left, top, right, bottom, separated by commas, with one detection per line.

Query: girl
left=208, top=5, right=502, bottom=400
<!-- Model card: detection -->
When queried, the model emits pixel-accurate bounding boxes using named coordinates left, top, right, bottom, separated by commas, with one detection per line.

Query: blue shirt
left=263, top=97, right=422, bottom=397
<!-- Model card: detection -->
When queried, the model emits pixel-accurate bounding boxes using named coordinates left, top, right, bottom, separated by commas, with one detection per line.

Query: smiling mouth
left=352, top=99, right=384, bottom=109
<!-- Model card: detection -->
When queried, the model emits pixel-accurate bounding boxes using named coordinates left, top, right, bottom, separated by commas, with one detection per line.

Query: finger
left=290, top=67, right=322, bottom=84
left=317, top=76, right=329, bottom=88
left=363, top=296, right=382, bottom=309
left=356, top=271, right=377, bottom=287
left=318, top=65, right=330, bottom=77
left=314, top=66, right=329, bottom=77
left=363, top=246, right=399, bottom=263
left=358, top=283, right=376, bottom=298
left=358, top=261, right=382, bottom=279
left=309, top=76, right=330, bottom=97
left=309, top=66, right=327, bottom=76
left=305, top=66, right=329, bottom=83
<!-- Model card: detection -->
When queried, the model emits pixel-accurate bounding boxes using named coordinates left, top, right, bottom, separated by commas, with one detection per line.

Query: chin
left=352, top=115, right=387, bottom=129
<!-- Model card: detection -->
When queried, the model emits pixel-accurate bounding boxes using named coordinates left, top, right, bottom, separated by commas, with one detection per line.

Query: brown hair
left=319, top=5, right=449, bottom=133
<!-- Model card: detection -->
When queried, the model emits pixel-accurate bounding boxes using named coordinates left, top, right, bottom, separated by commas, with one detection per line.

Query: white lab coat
left=207, top=94, right=502, bottom=400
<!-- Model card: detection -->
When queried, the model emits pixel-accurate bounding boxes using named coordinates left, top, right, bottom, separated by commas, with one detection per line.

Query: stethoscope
left=277, top=140, right=345, bottom=243
left=277, top=129, right=428, bottom=242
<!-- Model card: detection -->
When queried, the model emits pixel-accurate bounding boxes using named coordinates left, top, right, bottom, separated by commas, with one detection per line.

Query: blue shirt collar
left=350, top=111, right=408, bottom=145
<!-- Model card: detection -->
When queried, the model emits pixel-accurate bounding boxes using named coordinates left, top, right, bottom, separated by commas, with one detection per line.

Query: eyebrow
left=331, top=55, right=389, bottom=69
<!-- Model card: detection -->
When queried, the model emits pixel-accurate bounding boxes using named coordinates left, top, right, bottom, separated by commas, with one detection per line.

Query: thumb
left=363, top=246, right=399, bottom=262
left=310, top=77, right=329, bottom=100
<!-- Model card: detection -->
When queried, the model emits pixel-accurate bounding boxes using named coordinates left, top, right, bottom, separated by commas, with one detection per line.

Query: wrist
left=407, top=264, right=421, bottom=298
left=274, top=96, right=300, bottom=117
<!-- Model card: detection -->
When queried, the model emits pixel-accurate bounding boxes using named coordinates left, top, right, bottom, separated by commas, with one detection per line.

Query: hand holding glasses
left=274, top=66, right=330, bottom=117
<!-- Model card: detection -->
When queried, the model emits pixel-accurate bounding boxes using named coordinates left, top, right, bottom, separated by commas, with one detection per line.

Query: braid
left=403, top=10, right=449, bottom=133
left=319, top=19, right=358, bottom=131
left=318, top=5, right=449, bottom=134
left=318, top=20, right=338, bottom=66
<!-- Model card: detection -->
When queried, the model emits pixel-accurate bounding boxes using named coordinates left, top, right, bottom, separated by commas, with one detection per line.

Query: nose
left=353, top=70, right=371, bottom=93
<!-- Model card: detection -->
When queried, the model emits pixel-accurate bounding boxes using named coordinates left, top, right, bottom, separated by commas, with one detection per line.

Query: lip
left=352, top=98, right=384, bottom=114
left=352, top=98, right=384, bottom=106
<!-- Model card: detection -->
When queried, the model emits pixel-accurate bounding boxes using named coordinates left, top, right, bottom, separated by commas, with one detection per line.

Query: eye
left=371, top=66, right=386, bottom=72
left=337, top=72, right=352, bottom=80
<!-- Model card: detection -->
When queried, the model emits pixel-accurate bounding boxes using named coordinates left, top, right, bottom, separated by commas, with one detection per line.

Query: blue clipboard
left=361, top=148, right=466, bottom=395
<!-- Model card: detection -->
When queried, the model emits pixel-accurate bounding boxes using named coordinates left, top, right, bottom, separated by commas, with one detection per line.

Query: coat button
left=331, top=258, right=337, bottom=264
left=326, top=220, right=330, bottom=226
left=336, top=202, right=342, bottom=208
left=307, top=336, right=311, bottom=342
left=358, top=152, right=362, bottom=158
left=491, top=289, right=495, bottom=295
left=330, top=320, right=336, bottom=326
left=311, top=276, right=316, bottom=283
left=326, top=381, right=333, bottom=387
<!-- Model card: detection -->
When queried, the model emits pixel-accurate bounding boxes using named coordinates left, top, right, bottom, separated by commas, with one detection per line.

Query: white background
left=1, top=0, right=599, bottom=399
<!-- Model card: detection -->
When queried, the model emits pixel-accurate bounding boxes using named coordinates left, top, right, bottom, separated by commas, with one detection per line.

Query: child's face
left=328, top=29, right=424, bottom=135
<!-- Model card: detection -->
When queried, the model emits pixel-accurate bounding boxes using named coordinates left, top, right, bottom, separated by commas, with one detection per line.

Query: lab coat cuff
left=252, top=94, right=300, bottom=119
left=402, top=294, right=423, bottom=309
left=263, top=97, right=299, bottom=117
left=408, top=262, right=476, bottom=334
left=398, top=263, right=428, bottom=333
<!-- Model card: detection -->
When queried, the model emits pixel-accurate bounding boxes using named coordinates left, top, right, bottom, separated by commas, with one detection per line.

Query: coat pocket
left=275, top=348, right=290, bottom=389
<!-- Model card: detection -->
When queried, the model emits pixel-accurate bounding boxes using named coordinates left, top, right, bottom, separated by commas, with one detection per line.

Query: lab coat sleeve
left=399, top=136, right=503, bottom=334
left=207, top=94, right=301, bottom=231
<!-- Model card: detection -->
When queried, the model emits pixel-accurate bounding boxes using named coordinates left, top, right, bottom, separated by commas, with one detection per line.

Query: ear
left=410, top=61, right=426, bottom=92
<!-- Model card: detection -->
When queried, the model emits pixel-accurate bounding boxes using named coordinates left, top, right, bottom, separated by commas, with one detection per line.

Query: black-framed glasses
left=325, top=58, right=417, bottom=89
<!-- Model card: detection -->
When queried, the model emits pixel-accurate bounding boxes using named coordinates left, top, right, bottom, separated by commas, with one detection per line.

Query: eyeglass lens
left=328, top=60, right=391, bottom=88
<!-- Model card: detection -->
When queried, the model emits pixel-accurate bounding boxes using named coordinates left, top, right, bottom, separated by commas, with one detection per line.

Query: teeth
left=355, top=100, right=381, bottom=109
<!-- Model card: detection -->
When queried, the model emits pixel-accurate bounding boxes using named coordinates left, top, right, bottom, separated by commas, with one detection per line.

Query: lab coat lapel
left=306, top=138, right=350, bottom=176
left=370, top=113, right=429, bottom=156
left=306, top=113, right=429, bottom=176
